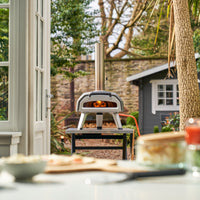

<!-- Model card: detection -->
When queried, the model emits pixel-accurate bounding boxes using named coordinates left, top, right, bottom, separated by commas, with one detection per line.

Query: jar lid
left=137, top=132, right=185, bottom=144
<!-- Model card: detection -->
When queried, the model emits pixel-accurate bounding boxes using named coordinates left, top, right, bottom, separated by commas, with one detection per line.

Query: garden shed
left=127, top=53, right=200, bottom=134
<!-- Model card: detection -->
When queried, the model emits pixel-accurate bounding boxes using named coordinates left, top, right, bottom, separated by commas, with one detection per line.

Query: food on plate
left=2, top=154, right=44, bottom=164
left=136, top=132, right=186, bottom=167
left=45, top=154, right=96, bottom=166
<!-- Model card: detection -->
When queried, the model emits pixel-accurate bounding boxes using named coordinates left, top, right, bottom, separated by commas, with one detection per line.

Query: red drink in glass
left=185, top=118, right=200, bottom=175
left=185, top=126, right=200, bottom=144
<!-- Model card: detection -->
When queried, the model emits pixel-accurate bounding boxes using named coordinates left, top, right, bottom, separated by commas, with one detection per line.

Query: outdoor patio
left=0, top=1, right=200, bottom=199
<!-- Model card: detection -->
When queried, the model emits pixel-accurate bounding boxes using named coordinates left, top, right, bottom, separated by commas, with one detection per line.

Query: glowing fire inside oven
left=83, top=101, right=117, bottom=108
left=93, top=101, right=106, bottom=107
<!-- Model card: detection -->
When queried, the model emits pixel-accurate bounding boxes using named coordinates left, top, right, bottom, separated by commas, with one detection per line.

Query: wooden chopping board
left=45, top=158, right=146, bottom=174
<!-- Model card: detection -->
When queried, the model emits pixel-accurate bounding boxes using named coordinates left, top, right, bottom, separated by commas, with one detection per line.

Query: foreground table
left=0, top=161, right=200, bottom=200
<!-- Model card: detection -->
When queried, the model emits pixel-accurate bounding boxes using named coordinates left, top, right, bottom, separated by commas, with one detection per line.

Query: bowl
left=3, top=161, right=47, bottom=180
left=2, top=154, right=47, bottom=180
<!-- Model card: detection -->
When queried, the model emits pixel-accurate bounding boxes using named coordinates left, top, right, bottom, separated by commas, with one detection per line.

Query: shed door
left=28, top=0, right=51, bottom=155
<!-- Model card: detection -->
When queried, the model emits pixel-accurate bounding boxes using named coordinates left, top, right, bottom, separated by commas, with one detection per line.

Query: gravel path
left=65, top=139, right=132, bottom=160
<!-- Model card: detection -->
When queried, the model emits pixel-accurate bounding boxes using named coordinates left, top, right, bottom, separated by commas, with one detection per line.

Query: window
left=0, top=1, right=9, bottom=121
left=150, top=80, right=179, bottom=114
left=0, top=0, right=20, bottom=130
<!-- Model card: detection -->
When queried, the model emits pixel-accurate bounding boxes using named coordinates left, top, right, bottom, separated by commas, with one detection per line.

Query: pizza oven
left=76, top=43, right=124, bottom=130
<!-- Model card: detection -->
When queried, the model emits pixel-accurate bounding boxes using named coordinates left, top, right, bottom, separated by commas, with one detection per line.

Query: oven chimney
left=95, top=43, right=105, bottom=91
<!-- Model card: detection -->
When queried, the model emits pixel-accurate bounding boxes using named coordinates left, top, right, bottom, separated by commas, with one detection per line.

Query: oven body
left=76, top=91, right=124, bottom=130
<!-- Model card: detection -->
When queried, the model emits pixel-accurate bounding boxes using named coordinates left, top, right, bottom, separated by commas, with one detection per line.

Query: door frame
left=28, top=0, right=51, bottom=155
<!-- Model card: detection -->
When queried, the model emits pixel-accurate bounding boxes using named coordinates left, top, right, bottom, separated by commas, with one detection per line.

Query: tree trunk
left=173, top=0, right=200, bottom=130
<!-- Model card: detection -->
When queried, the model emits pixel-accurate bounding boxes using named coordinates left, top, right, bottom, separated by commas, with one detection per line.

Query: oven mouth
left=76, top=91, right=124, bottom=112
left=83, top=101, right=117, bottom=108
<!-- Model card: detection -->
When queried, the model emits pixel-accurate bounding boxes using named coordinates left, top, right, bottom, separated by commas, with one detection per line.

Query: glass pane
left=166, top=92, right=173, bottom=98
left=158, top=85, right=164, bottom=91
left=40, top=20, right=43, bottom=68
left=36, top=0, right=38, bottom=12
left=38, top=72, right=41, bottom=121
left=40, top=0, right=43, bottom=16
left=0, top=8, right=9, bottom=61
left=166, top=99, right=173, bottom=105
left=0, top=66, right=8, bottom=120
left=36, top=71, right=38, bottom=121
left=176, top=84, right=179, bottom=105
left=158, top=92, right=164, bottom=98
left=166, top=85, right=173, bottom=91
left=40, top=72, right=43, bottom=120
left=158, top=99, right=165, bottom=105
left=36, top=16, right=38, bottom=66
left=0, top=0, right=9, bottom=3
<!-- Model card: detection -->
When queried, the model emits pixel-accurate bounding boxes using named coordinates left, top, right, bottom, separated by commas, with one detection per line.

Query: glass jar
left=185, top=118, right=200, bottom=175
left=186, top=144, right=200, bottom=174
left=136, top=132, right=186, bottom=169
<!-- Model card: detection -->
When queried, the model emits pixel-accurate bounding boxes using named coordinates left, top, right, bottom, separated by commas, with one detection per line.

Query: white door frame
left=28, top=0, right=51, bottom=155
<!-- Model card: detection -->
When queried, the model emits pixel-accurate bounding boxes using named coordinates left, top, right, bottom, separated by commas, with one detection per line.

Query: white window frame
left=0, top=0, right=25, bottom=132
left=150, top=79, right=179, bottom=114
left=0, top=1, right=13, bottom=130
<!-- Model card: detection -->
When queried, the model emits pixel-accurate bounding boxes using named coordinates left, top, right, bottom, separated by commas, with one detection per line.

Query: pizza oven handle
left=89, top=91, right=112, bottom=97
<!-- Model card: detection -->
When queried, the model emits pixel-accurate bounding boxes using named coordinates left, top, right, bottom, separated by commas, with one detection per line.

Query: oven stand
left=77, top=113, right=88, bottom=130
left=112, top=113, right=123, bottom=129
left=66, top=128, right=134, bottom=160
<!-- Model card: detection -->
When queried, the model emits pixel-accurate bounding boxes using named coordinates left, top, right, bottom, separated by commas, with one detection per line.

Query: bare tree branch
left=116, top=46, right=146, bottom=57
left=104, top=0, right=128, bottom=39
left=108, top=0, right=114, bottom=28
left=98, top=0, right=148, bottom=58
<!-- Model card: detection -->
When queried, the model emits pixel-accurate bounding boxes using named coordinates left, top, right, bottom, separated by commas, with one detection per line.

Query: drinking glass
left=185, top=118, right=200, bottom=176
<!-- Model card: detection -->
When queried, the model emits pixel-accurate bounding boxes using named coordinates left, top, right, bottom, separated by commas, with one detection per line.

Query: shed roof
left=126, top=53, right=200, bottom=82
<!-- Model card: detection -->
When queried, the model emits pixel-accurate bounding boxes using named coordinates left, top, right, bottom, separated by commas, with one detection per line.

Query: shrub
left=154, top=125, right=159, bottom=133
left=161, top=112, right=180, bottom=132
left=161, top=125, right=174, bottom=132
left=51, top=106, right=72, bottom=154
left=126, top=111, right=139, bottom=126
left=122, top=124, right=139, bottom=139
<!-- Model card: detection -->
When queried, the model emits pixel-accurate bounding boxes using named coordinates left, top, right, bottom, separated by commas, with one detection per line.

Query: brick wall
left=51, top=58, right=167, bottom=116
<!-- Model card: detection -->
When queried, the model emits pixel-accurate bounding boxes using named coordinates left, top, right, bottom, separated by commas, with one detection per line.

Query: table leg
left=130, top=133, right=132, bottom=157
left=122, top=133, right=127, bottom=160
left=71, top=134, right=76, bottom=154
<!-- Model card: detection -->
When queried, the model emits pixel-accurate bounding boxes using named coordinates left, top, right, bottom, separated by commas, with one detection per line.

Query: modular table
left=65, top=128, right=134, bottom=160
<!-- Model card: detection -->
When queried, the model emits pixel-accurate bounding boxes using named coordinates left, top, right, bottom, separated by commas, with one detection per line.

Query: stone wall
left=51, top=58, right=167, bottom=116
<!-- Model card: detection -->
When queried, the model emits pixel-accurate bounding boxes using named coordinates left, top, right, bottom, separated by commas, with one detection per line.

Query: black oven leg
left=71, top=134, right=76, bottom=154
left=122, top=133, right=127, bottom=160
